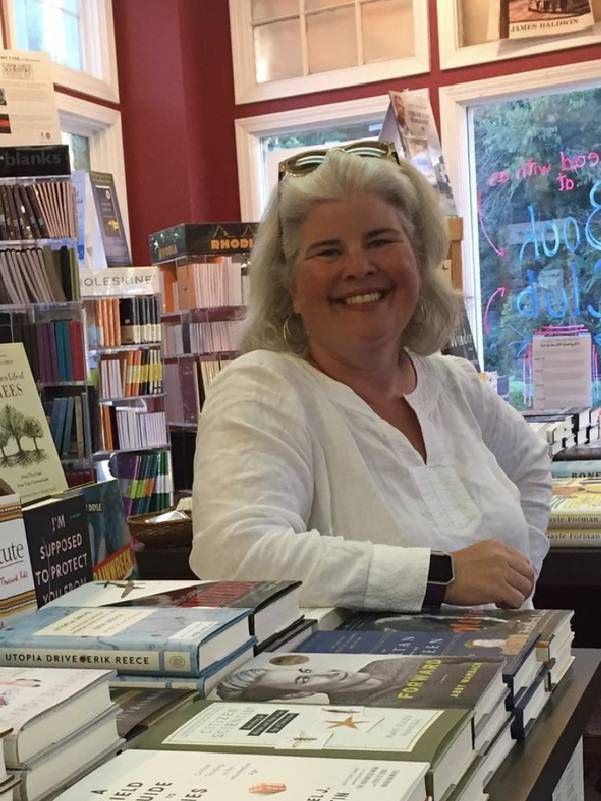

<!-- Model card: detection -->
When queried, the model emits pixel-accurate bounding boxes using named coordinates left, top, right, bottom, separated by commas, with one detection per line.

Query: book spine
left=547, top=530, right=601, bottom=546
left=548, top=514, right=601, bottom=528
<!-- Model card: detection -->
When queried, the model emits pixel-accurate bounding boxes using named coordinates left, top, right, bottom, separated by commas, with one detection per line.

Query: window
left=437, top=0, right=601, bottom=70
left=230, top=0, right=429, bottom=103
left=15, top=0, right=83, bottom=71
left=235, top=95, right=389, bottom=219
left=439, top=62, right=601, bottom=408
left=57, top=91, right=129, bottom=244
left=3, top=0, right=119, bottom=102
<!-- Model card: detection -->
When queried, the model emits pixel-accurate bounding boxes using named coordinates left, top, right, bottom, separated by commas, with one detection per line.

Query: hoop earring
left=283, top=313, right=301, bottom=349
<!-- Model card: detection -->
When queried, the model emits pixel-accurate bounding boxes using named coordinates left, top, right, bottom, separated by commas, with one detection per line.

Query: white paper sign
left=532, top=333, right=592, bottom=411
left=0, top=51, right=60, bottom=145
left=79, top=266, right=159, bottom=297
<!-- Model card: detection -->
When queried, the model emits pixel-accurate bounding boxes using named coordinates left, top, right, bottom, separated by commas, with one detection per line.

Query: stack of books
left=547, top=477, right=601, bottom=547
left=0, top=668, right=120, bottom=801
left=524, top=406, right=601, bottom=458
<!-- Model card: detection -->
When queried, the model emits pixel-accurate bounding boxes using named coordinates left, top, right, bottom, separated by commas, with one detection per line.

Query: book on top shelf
left=52, top=748, right=431, bottom=801
left=0, top=342, right=67, bottom=504
left=132, top=699, right=473, bottom=801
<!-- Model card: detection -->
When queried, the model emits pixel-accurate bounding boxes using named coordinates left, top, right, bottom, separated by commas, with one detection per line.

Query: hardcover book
left=0, top=604, right=252, bottom=677
left=338, top=608, right=554, bottom=700
left=494, top=0, right=594, bottom=40
left=51, top=749, right=430, bottom=801
left=549, top=478, right=601, bottom=527
left=110, top=685, right=196, bottom=741
left=0, top=667, right=113, bottom=765
left=133, top=699, right=473, bottom=801
left=22, top=492, right=93, bottom=608
left=47, top=578, right=302, bottom=648
left=0, top=496, right=37, bottom=628
left=0, top=343, right=67, bottom=504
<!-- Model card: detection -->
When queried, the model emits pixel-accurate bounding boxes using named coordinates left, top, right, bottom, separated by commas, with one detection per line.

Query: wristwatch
left=422, top=551, right=455, bottom=608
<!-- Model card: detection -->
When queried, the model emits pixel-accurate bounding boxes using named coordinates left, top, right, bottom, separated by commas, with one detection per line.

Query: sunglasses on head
left=277, top=140, right=401, bottom=181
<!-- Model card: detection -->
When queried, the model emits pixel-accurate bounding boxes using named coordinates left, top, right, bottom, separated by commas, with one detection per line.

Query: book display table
left=487, top=649, right=601, bottom=801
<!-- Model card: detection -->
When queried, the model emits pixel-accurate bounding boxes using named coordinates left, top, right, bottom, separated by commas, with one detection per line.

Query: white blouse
left=190, top=349, right=551, bottom=610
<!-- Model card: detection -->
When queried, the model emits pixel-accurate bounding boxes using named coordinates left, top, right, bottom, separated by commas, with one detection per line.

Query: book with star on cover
left=132, top=699, right=473, bottom=801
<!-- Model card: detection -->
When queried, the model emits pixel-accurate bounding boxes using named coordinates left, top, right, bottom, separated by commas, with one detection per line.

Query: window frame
left=3, top=0, right=119, bottom=102
left=438, top=58, right=601, bottom=366
left=235, top=93, right=390, bottom=220
left=56, top=90, right=129, bottom=245
left=229, top=0, right=429, bottom=104
left=436, top=0, right=601, bottom=71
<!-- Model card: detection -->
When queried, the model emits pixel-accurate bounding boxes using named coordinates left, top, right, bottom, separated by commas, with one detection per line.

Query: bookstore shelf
left=163, top=351, right=237, bottom=361
left=99, top=393, right=166, bottom=404
left=160, top=305, right=246, bottom=322
left=89, top=343, right=161, bottom=354
left=93, top=443, right=172, bottom=459
left=39, top=380, right=87, bottom=387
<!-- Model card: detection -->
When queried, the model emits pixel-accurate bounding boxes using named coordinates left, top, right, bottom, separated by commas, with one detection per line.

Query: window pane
left=14, top=0, right=83, bottom=71
left=61, top=131, right=90, bottom=172
left=472, top=87, right=601, bottom=408
left=306, top=0, right=353, bottom=9
left=254, top=18, right=303, bottom=82
left=307, top=8, right=357, bottom=72
left=362, top=0, right=413, bottom=62
left=260, top=120, right=382, bottom=210
left=251, top=0, right=299, bottom=21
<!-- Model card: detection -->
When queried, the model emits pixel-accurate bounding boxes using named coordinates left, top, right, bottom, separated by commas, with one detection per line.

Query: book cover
left=51, top=748, right=429, bottom=801
left=89, top=171, right=131, bottom=268
left=76, top=481, right=134, bottom=581
left=501, top=0, right=594, bottom=40
left=549, top=478, right=601, bottom=526
left=0, top=604, right=252, bottom=676
left=337, top=608, right=547, bottom=695
left=0, top=343, right=67, bottom=504
left=134, top=697, right=470, bottom=773
left=0, top=498, right=37, bottom=628
left=22, top=492, right=93, bottom=607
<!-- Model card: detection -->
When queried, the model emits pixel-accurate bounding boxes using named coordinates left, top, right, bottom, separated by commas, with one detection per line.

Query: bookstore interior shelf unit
left=149, top=221, right=257, bottom=497
left=82, top=272, right=173, bottom=517
left=0, top=144, right=95, bottom=488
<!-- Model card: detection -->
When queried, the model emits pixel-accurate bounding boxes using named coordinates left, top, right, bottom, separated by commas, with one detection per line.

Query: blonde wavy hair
left=239, top=148, right=460, bottom=356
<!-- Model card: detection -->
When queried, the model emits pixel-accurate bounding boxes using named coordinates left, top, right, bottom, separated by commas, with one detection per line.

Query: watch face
left=430, top=553, right=454, bottom=584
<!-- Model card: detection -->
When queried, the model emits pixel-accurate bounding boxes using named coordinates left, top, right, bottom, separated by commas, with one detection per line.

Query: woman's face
left=291, top=191, right=420, bottom=362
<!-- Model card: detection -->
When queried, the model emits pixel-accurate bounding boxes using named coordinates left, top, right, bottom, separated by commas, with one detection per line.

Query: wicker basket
left=128, top=509, right=193, bottom=548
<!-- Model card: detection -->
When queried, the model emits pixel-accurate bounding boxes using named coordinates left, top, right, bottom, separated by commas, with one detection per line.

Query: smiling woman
left=190, top=146, right=552, bottom=613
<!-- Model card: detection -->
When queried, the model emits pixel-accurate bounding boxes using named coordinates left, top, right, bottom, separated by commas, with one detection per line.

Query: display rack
left=149, top=221, right=257, bottom=497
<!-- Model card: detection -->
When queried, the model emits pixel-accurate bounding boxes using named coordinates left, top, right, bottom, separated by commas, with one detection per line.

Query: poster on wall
left=489, top=0, right=595, bottom=41
left=0, top=51, right=60, bottom=145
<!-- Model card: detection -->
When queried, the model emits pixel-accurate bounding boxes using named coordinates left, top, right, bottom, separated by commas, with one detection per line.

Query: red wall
left=113, top=0, right=601, bottom=264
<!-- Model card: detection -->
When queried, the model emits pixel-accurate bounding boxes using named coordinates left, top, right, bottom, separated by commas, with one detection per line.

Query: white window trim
left=235, top=93, right=390, bottom=220
left=4, top=0, right=119, bottom=103
left=229, top=0, right=429, bottom=105
left=437, top=0, right=601, bottom=70
left=438, top=58, right=601, bottom=364
left=56, top=91, right=129, bottom=246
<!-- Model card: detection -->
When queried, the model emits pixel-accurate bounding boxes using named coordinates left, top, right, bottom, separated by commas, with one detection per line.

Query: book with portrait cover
left=336, top=608, right=561, bottom=701
left=132, top=700, right=472, bottom=801
left=51, top=749, right=430, bottom=801
left=207, top=649, right=502, bottom=752
left=0, top=604, right=252, bottom=677
left=491, top=0, right=594, bottom=40
left=0, top=343, right=67, bottom=504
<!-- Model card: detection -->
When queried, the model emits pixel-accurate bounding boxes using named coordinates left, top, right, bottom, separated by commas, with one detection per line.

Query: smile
left=333, top=290, right=389, bottom=305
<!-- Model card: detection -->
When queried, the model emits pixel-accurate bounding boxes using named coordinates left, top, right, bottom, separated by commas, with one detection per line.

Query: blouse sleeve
left=451, top=358, right=551, bottom=577
left=190, top=357, right=430, bottom=610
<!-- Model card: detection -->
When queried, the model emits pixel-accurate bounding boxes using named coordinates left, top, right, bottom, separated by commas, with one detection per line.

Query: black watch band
left=422, top=551, right=455, bottom=609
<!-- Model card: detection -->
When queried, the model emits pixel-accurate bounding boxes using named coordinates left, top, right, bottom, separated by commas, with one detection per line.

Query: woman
left=190, top=144, right=551, bottom=611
